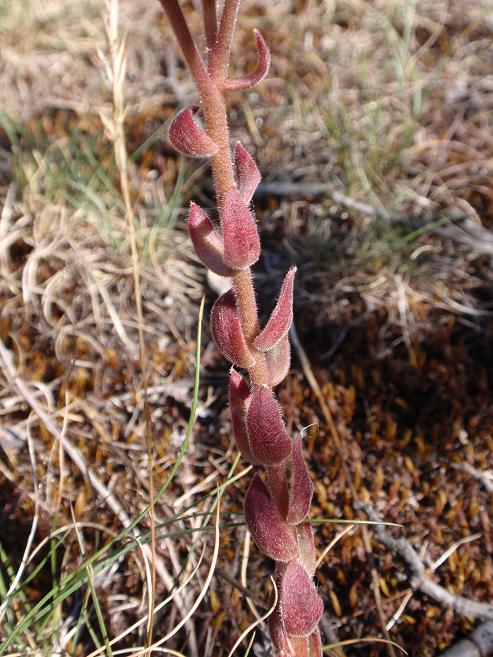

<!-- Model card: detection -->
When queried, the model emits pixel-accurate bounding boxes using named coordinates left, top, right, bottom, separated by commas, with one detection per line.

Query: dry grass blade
left=114, top=490, right=222, bottom=657
left=323, top=637, right=408, bottom=654
left=85, top=545, right=207, bottom=657
left=226, top=576, right=278, bottom=657
left=0, top=419, right=39, bottom=625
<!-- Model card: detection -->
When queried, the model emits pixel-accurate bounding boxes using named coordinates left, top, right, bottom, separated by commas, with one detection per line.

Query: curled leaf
left=286, top=435, right=314, bottom=524
left=255, top=267, right=296, bottom=351
left=244, top=473, right=299, bottom=561
left=265, top=334, right=291, bottom=387
left=224, top=29, right=271, bottom=91
left=210, top=290, right=256, bottom=369
left=235, top=142, right=261, bottom=204
left=221, top=186, right=260, bottom=269
left=279, top=562, right=323, bottom=637
left=229, top=369, right=257, bottom=463
left=168, top=107, right=218, bottom=158
left=188, top=203, right=234, bottom=277
left=246, top=387, right=291, bottom=467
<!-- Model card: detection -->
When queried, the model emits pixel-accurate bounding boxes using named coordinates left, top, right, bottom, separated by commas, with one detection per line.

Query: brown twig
left=437, top=621, right=493, bottom=657
left=356, top=502, right=493, bottom=621
left=454, top=463, right=493, bottom=495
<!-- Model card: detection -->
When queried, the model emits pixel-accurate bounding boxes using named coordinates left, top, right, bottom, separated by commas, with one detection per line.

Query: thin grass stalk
left=105, top=0, right=158, bottom=649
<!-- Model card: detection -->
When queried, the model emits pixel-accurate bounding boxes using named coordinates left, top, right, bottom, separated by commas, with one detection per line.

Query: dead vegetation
left=0, top=1, right=492, bottom=656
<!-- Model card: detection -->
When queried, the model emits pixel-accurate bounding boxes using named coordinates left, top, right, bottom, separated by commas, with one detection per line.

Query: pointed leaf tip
left=244, top=473, right=299, bottom=562
left=280, top=562, right=323, bottom=637
left=210, top=290, right=256, bottom=369
left=224, top=29, right=271, bottom=91
left=229, top=369, right=258, bottom=464
left=246, top=387, right=291, bottom=467
left=255, top=267, right=296, bottom=351
left=235, top=143, right=261, bottom=204
left=168, top=107, right=218, bottom=158
left=188, top=204, right=234, bottom=277
left=222, top=186, right=260, bottom=269
left=287, top=434, right=314, bottom=524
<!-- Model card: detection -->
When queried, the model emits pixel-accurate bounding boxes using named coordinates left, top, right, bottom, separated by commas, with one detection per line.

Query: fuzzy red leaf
left=280, top=562, right=323, bottom=637
left=244, top=473, right=299, bottom=562
left=255, top=267, right=296, bottom=351
left=296, top=523, right=317, bottom=577
left=265, top=334, right=291, bottom=386
left=229, top=369, right=258, bottom=463
left=224, top=29, right=270, bottom=91
left=168, top=107, right=218, bottom=158
left=210, top=290, right=256, bottom=368
left=221, top=186, right=260, bottom=269
left=246, top=387, right=291, bottom=467
left=188, top=203, right=234, bottom=277
left=235, top=143, right=261, bottom=204
left=287, top=435, right=314, bottom=524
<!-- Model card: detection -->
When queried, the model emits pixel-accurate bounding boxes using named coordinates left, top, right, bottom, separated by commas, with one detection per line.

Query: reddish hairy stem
left=158, top=0, right=210, bottom=90
left=201, top=86, right=269, bottom=387
left=162, top=3, right=324, bottom=652
left=202, top=0, right=218, bottom=50
left=160, top=1, right=268, bottom=386
left=208, top=0, right=241, bottom=82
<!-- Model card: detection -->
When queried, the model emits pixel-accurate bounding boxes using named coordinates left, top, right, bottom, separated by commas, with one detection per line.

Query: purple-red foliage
left=188, top=203, right=234, bottom=276
left=210, top=290, right=256, bottom=368
left=168, top=107, right=218, bottom=157
left=244, top=473, right=299, bottom=562
left=159, top=3, right=323, bottom=652
left=229, top=369, right=258, bottom=464
left=223, top=29, right=270, bottom=91
left=279, top=562, right=323, bottom=636
left=221, top=186, right=261, bottom=269
left=255, top=267, right=296, bottom=351
left=287, top=435, right=314, bottom=524
left=235, top=142, right=261, bottom=204
left=246, top=387, right=291, bottom=467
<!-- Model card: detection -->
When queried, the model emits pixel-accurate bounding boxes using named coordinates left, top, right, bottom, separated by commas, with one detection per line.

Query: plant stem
left=202, top=0, right=218, bottom=51
left=159, top=0, right=210, bottom=89
left=201, top=85, right=269, bottom=388
left=208, top=0, right=241, bottom=82
left=159, top=0, right=268, bottom=386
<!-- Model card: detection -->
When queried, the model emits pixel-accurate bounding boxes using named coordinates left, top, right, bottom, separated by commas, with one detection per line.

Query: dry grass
left=1, top=1, right=493, bottom=656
